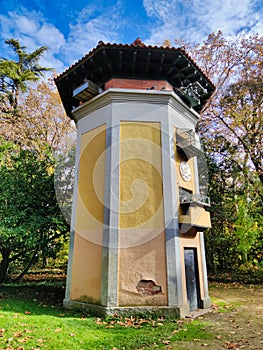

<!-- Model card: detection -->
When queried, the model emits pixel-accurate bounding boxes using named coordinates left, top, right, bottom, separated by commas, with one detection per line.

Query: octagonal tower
left=55, top=38, right=215, bottom=317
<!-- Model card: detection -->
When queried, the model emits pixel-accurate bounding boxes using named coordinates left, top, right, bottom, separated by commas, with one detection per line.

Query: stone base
left=200, top=297, right=211, bottom=309
left=63, top=299, right=190, bottom=318
left=186, top=307, right=212, bottom=320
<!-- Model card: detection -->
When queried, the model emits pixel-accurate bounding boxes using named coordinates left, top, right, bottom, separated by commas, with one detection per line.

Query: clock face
left=180, top=161, right=192, bottom=182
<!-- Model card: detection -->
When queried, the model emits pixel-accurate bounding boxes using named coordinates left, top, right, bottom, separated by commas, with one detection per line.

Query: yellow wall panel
left=119, top=122, right=167, bottom=306
left=119, top=122, right=164, bottom=229
left=71, top=124, right=106, bottom=302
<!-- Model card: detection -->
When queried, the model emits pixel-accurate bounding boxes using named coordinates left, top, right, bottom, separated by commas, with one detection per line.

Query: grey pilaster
left=193, top=156, right=200, bottom=194
left=161, top=119, right=185, bottom=309
left=101, top=121, right=120, bottom=307
left=199, top=232, right=211, bottom=308
left=64, top=131, right=82, bottom=302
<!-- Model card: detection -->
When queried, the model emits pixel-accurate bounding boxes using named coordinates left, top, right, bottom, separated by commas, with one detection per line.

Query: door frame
left=184, top=247, right=201, bottom=311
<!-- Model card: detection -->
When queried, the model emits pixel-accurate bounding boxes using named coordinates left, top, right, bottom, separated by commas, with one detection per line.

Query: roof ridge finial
left=133, top=37, right=145, bottom=47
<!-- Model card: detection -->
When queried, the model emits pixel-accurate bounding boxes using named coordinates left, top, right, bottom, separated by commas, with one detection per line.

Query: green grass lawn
left=0, top=282, right=212, bottom=350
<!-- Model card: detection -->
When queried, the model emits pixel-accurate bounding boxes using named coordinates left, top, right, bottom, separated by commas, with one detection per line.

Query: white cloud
left=0, top=0, right=261, bottom=77
left=0, top=8, right=66, bottom=72
left=143, top=0, right=263, bottom=45
left=38, top=24, right=65, bottom=53
left=194, top=0, right=261, bottom=36
left=62, top=1, right=124, bottom=66
left=0, top=3, right=125, bottom=74
left=15, top=15, right=39, bottom=35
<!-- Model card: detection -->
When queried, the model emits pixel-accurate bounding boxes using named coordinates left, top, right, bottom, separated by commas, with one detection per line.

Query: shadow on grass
left=0, top=281, right=86, bottom=319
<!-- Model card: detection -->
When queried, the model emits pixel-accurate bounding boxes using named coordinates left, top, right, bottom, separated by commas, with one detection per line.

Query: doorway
left=184, top=248, right=201, bottom=311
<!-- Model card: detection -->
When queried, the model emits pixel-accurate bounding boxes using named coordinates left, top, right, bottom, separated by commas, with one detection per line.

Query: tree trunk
left=13, top=250, right=38, bottom=283
left=0, top=251, right=10, bottom=284
left=242, top=251, right=248, bottom=265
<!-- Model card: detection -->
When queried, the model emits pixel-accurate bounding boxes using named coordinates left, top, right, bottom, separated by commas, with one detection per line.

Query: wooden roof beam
left=145, top=52, right=151, bottom=74
left=118, top=50, right=123, bottom=72
left=79, top=63, right=96, bottom=82
left=131, top=50, right=137, bottom=73
left=166, top=54, right=182, bottom=75
left=90, top=57, right=103, bottom=73
left=102, top=49, right=113, bottom=72
left=158, top=53, right=165, bottom=74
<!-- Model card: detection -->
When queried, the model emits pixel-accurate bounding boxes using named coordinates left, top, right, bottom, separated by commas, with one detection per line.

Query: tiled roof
left=55, top=38, right=214, bottom=88
left=55, top=38, right=215, bottom=118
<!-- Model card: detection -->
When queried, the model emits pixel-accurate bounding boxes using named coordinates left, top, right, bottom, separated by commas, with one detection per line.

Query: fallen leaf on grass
left=162, top=340, right=171, bottom=344
left=55, top=328, right=62, bottom=333
left=177, top=320, right=185, bottom=325
left=17, top=338, right=28, bottom=343
left=224, top=342, right=239, bottom=349
left=126, top=319, right=133, bottom=326
left=13, top=331, right=23, bottom=338
left=100, top=316, right=162, bottom=328
left=96, top=318, right=107, bottom=325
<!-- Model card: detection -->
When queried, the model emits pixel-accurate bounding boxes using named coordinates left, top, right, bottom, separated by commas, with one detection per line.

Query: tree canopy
left=0, top=141, right=68, bottom=283
left=189, top=32, right=263, bottom=270
left=0, top=39, right=52, bottom=110
left=0, top=39, right=72, bottom=283
left=169, top=32, right=262, bottom=271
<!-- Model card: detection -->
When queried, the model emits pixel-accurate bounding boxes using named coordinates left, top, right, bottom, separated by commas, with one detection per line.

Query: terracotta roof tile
left=55, top=39, right=216, bottom=118
left=55, top=39, right=215, bottom=89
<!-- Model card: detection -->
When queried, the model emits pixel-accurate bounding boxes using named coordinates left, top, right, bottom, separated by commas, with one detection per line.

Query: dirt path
left=168, top=283, right=263, bottom=350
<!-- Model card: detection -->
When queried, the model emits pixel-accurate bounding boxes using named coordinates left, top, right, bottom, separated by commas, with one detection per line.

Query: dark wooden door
left=184, top=248, right=200, bottom=311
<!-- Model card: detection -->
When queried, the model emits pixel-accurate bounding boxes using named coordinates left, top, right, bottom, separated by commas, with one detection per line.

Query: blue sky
left=0, top=0, right=262, bottom=74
